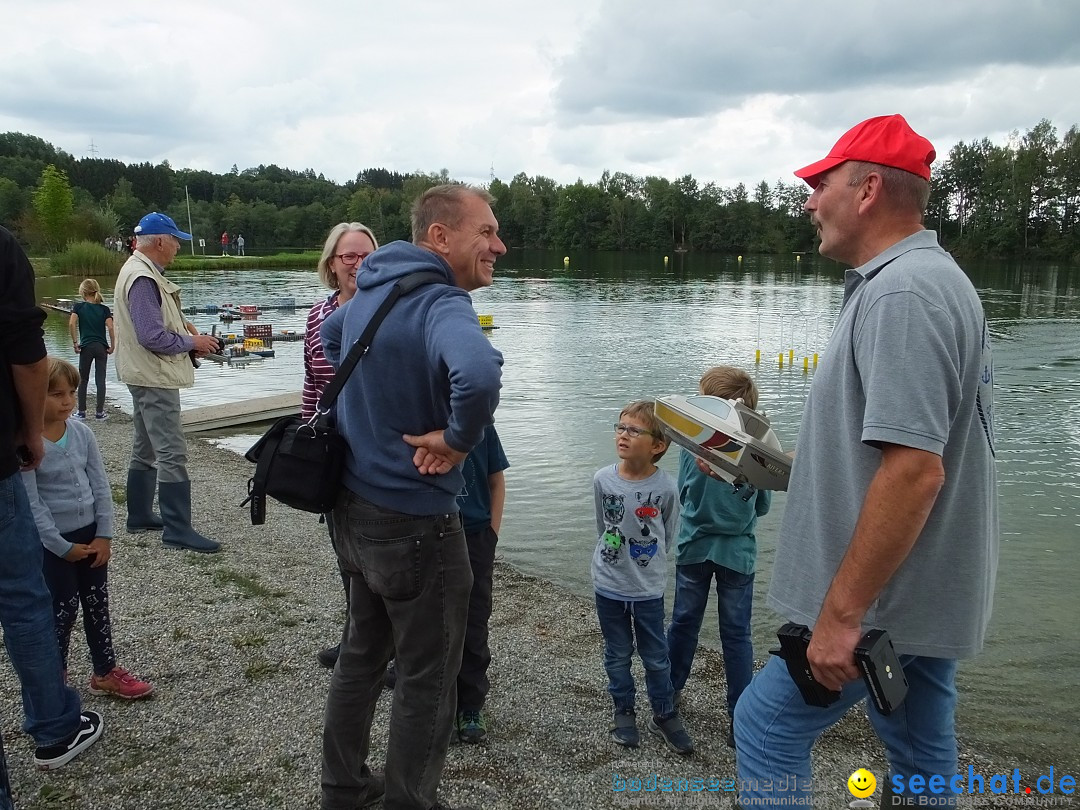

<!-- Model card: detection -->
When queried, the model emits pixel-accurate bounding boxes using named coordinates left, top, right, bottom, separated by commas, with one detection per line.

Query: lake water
left=36, top=249, right=1079, bottom=771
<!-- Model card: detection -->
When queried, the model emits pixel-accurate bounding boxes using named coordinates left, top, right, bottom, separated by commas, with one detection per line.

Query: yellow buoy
left=755, top=349, right=761, bottom=364
left=803, top=356, right=809, bottom=372
left=563, top=256, right=570, bottom=266
left=813, top=353, right=819, bottom=368
left=788, top=349, right=794, bottom=363
left=778, top=353, right=784, bottom=368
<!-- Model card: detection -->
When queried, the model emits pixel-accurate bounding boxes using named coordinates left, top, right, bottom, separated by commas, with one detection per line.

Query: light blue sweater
left=22, top=419, right=114, bottom=558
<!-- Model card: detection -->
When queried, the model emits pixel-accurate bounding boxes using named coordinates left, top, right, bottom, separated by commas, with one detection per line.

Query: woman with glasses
left=304, top=222, right=379, bottom=669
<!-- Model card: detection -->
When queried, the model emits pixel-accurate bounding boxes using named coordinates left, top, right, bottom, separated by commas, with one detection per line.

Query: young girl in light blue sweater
left=22, top=357, right=152, bottom=700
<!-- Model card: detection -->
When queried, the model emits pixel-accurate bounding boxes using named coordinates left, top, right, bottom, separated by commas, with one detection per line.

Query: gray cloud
left=553, top=1, right=1080, bottom=121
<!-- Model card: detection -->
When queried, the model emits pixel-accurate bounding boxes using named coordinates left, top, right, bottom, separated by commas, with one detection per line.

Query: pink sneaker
left=89, top=666, right=154, bottom=700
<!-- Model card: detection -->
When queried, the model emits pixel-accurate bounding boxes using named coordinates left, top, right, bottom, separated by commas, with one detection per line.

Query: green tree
left=33, top=164, right=75, bottom=251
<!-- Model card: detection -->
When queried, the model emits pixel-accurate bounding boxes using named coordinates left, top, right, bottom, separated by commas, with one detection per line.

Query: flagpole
left=185, top=185, right=195, bottom=256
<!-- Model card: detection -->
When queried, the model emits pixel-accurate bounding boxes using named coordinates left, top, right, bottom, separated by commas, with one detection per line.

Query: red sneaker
left=89, top=666, right=154, bottom=700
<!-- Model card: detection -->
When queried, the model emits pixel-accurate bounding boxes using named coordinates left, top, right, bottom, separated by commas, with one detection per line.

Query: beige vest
left=113, top=252, right=195, bottom=389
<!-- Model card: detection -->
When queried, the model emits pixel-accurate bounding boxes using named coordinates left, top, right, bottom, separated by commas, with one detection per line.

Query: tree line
left=2, top=120, right=1078, bottom=259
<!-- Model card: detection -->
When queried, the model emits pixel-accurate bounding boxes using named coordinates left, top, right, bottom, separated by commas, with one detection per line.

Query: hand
left=74, top=344, right=82, bottom=353
left=694, top=457, right=724, bottom=481
left=806, top=614, right=863, bottom=691
left=15, top=433, right=45, bottom=471
left=192, top=334, right=221, bottom=356
left=63, top=543, right=97, bottom=563
left=106, top=346, right=113, bottom=355
left=88, top=537, right=112, bottom=567
left=402, top=430, right=466, bottom=475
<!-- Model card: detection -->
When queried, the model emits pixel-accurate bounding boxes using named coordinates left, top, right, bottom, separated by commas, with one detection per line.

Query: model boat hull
left=654, top=395, right=791, bottom=491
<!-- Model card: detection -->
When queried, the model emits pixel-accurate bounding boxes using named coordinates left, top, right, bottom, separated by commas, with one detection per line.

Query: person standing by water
left=302, top=222, right=379, bottom=669
left=68, top=279, right=115, bottom=420
left=220, top=231, right=229, bottom=256
left=113, top=212, right=223, bottom=554
left=22, top=357, right=154, bottom=701
left=319, top=185, right=504, bottom=810
left=733, top=115, right=998, bottom=808
left=0, top=225, right=103, bottom=788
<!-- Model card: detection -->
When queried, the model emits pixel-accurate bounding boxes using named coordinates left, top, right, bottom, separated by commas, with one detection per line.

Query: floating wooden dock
left=181, top=392, right=300, bottom=433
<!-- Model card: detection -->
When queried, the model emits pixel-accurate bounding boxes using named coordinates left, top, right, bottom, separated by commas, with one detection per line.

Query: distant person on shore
left=236, top=233, right=245, bottom=256
left=113, top=212, right=223, bottom=554
left=0, top=225, right=103, bottom=782
left=454, top=424, right=509, bottom=744
left=733, top=115, right=998, bottom=808
left=319, top=184, right=504, bottom=810
left=220, top=231, right=229, bottom=256
left=592, top=400, right=692, bottom=755
left=302, top=222, right=379, bottom=670
left=665, top=366, right=771, bottom=749
left=68, top=278, right=115, bottom=421
left=22, top=357, right=154, bottom=701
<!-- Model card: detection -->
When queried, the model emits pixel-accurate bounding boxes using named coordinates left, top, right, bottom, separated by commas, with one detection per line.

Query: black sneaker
left=34, top=711, right=104, bottom=770
left=649, top=712, right=694, bottom=755
left=457, top=709, right=487, bottom=743
left=609, top=708, right=639, bottom=748
left=317, top=643, right=340, bottom=669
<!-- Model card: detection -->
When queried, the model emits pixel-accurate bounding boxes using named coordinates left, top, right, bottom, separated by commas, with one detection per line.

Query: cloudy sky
left=3, top=0, right=1080, bottom=191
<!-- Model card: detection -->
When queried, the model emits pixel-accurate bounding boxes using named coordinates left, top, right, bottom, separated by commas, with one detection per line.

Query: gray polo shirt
left=768, top=230, right=998, bottom=659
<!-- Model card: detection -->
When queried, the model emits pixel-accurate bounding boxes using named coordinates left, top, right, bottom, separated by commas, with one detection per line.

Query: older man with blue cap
left=113, top=213, right=222, bottom=553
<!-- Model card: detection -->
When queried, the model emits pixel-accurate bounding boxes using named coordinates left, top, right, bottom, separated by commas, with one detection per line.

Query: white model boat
left=653, top=395, right=791, bottom=491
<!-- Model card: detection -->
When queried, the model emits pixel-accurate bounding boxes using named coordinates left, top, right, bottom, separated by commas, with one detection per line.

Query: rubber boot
left=159, top=480, right=221, bottom=553
left=125, top=469, right=164, bottom=532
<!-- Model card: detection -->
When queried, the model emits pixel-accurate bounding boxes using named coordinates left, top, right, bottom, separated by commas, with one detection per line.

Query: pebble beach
left=0, top=409, right=1013, bottom=810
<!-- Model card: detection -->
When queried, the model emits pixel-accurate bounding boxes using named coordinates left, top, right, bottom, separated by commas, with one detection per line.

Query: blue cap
left=134, top=212, right=191, bottom=240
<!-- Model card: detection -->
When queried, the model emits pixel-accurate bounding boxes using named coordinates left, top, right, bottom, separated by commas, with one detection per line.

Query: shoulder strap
left=316, top=271, right=446, bottom=412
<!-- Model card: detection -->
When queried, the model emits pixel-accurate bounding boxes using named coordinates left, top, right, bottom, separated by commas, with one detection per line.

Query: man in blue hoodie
left=319, top=184, right=504, bottom=810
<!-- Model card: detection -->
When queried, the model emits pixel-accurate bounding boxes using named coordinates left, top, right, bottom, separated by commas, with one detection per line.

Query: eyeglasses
left=614, top=423, right=656, bottom=439
left=334, top=251, right=371, bottom=265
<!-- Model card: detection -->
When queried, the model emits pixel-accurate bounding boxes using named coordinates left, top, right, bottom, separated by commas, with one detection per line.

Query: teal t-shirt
left=73, top=301, right=111, bottom=347
left=674, top=449, right=771, bottom=575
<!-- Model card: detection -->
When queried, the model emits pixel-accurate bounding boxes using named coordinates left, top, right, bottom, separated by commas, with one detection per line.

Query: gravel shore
left=1, top=409, right=1010, bottom=809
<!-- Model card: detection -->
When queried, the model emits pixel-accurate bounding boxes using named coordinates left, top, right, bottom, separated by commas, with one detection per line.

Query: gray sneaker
left=649, top=712, right=694, bottom=755
left=610, top=708, right=639, bottom=747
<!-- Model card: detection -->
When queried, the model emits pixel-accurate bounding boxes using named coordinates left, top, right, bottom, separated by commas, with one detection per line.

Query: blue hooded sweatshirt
left=320, top=240, right=503, bottom=516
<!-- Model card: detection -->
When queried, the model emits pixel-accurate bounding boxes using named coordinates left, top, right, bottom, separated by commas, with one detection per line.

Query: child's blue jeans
left=667, top=561, right=754, bottom=716
left=595, top=593, right=675, bottom=717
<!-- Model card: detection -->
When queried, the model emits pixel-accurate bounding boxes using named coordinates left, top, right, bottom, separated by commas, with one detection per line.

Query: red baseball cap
left=794, top=114, right=936, bottom=188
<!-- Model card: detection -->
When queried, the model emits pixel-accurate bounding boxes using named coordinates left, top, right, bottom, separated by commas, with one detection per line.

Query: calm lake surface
left=37, top=249, right=1079, bottom=771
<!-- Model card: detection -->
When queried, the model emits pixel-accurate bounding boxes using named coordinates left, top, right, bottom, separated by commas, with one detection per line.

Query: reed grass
left=48, top=241, right=124, bottom=277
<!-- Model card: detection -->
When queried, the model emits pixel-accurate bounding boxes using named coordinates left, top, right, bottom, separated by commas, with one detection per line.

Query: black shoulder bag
left=243, top=271, right=445, bottom=525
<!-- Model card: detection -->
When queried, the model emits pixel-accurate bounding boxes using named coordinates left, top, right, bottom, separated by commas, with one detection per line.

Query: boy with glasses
left=591, top=400, right=693, bottom=755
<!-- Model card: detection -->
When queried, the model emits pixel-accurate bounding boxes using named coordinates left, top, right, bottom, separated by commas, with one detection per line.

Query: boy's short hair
left=619, top=399, right=670, bottom=463
left=48, top=356, right=80, bottom=390
left=699, top=366, right=758, bottom=409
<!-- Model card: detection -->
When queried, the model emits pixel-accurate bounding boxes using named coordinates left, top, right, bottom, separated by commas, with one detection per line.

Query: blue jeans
left=322, top=490, right=472, bottom=810
left=0, top=475, right=82, bottom=748
left=667, top=562, right=754, bottom=716
left=595, top=594, right=675, bottom=717
left=734, top=655, right=958, bottom=808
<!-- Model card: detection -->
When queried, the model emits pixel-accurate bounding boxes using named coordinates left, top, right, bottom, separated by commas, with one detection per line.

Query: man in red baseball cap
left=733, top=117, right=999, bottom=809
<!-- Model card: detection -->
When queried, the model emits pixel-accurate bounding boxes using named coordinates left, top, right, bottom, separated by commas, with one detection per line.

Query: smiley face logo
left=847, top=768, right=877, bottom=798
